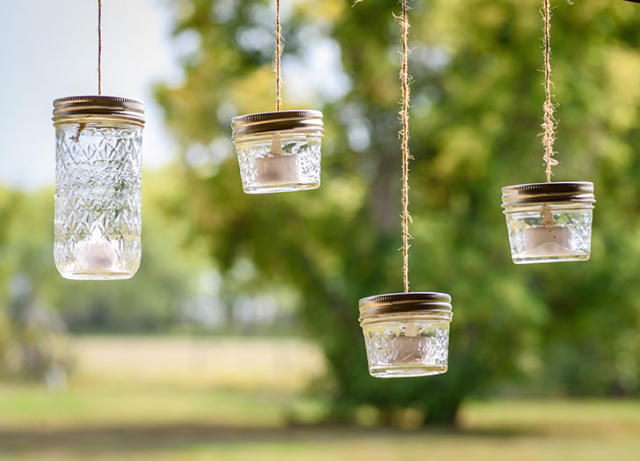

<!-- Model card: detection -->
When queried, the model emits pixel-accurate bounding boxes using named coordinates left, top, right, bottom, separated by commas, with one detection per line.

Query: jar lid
left=52, top=96, right=145, bottom=126
left=359, top=292, right=452, bottom=320
left=231, top=110, right=323, bottom=138
left=501, top=181, right=595, bottom=207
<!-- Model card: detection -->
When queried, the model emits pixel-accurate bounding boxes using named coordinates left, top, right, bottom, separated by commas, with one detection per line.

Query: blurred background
left=1, top=0, right=640, bottom=459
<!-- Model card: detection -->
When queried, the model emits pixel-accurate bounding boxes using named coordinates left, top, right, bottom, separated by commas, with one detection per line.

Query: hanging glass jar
left=500, top=1, right=596, bottom=264
left=355, top=1, right=454, bottom=379
left=501, top=182, right=595, bottom=264
left=231, top=110, right=324, bottom=194
left=359, top=292, right=453, bottom=378
left=52, top=96, right=145, bottom=280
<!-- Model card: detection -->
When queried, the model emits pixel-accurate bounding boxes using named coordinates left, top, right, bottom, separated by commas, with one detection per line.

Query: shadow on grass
left=0, top=423, right=546, bottom=455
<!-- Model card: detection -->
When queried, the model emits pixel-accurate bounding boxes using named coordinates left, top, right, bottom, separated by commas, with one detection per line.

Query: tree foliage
left=155, top=0, right=640, bottom=424
left=0, top=170, right=207, bottom=338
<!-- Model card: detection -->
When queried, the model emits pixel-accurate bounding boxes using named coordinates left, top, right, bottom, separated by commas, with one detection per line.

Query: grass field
left=0, top=336, right=638, bottom=461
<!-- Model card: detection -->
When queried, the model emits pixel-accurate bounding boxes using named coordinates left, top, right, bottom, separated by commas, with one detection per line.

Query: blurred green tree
left=155, top=0, right=640, bottom=424
left=0, top=188, right=73, bottom=382
left=0, top=187, right=18, bottom=370
left=0, top=169, right=208, bottom=343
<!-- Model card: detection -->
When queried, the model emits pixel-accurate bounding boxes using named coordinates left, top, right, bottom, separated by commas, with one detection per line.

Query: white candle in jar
left=393, top=321, right=424, bottom=363
left=524, top=225, right=572, bottom=255
left=523, top=205, right=572, bottom=255
left=73, top=225, right=119, bottom=272
left=254, top=133, right=300, bottom=186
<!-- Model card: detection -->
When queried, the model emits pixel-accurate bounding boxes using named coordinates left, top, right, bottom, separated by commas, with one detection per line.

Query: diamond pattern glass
left=361, top=317, right=451, bottom=378
left=504, top=203, right=593, bottom=264
left=233, top=129, right=322, bottom=194
left=54, top=122, right=143, bottom=280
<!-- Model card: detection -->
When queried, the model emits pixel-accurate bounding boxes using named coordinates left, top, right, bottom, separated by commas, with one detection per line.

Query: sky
left=0, top=0, right=182, bottom=189
left=0, top=0, right=351, bottom=190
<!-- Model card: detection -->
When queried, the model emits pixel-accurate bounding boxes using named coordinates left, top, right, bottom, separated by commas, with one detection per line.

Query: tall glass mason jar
left=52, top=96, right=145, bottom=280
left=501, top=182, right=595, bottom=264
left=231, top=110, right=323, bottom=194
left=359, top=292, right=453, bottom=378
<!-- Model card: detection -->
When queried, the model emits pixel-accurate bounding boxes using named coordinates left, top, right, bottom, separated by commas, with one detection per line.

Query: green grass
left=0, top=384, right=289, bottom=428
left=0, top=336, right=639, bottom=460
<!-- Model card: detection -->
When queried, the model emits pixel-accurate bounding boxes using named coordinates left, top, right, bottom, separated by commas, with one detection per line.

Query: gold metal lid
left=52, top=96, right=145, bottom=126
left=231, top=110, right=323, bottom=138
left=359, top=292, right=452, bottom=321
left=501, top=181, right=595, bottom=207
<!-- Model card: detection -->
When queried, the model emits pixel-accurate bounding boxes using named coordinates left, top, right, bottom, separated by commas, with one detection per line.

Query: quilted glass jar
left=231, top=110, right=323, bottom=194
left=359, top=292, right=453, bottom=378
left=52, top=96, right=145, bottom=280
left=501, top=182, right=595, bottom=264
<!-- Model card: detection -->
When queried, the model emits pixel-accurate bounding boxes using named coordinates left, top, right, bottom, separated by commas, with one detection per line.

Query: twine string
left=98, top=0, right=102, bottom=95
left=275, top=0, right=282, bottom=111
left=400, top=0, right=411, bottom=293
left=352, top=0, right=412, bottom=291
left=542, top=0, right=557, bottom=182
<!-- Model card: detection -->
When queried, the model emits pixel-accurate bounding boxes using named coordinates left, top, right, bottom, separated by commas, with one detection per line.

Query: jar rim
left=52, top=95, right=145, bottom=126
left=359, top=291, right=452, bottom=321
left=231, top=110, right=323, bottom=137
left=359, top=310, right=453, bottom=325
left=501, top=181, right=595, bottom=207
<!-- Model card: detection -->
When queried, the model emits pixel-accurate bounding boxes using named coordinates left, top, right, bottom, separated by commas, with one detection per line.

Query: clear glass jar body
left=503, top=202, right=594, bottom=264
left=232, top=128, right=322, bottom=194
left=360, top=312, right=452, bottom=378
left=54, top=120, right=143, bottom=280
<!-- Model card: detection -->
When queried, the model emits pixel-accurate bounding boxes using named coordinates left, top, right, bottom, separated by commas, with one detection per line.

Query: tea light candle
left=254, top=133, right=300, bottom=186
left=394, top=321, right=424, bottom=363
left=524, top=225, right=572, bottom=255
left=73, top=226, right=119, bottom=272
left=523, top=204, right=572, bottom=255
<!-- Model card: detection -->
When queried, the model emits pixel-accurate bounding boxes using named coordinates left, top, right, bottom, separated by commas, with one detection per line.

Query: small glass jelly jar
left=501, top=182, right=595, bottom=264
left=52, top=96, right=145, bottom=280
left=231, top=110, right=323, bottom=194
left=359, top=292, right=453, bottom=378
